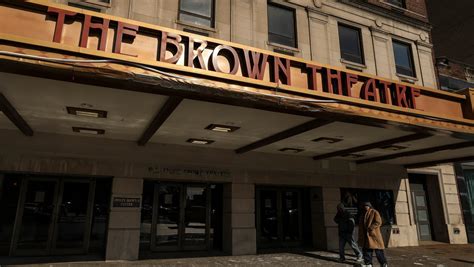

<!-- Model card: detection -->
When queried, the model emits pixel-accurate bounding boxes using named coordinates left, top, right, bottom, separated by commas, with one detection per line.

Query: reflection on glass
left=140, top=181, right=154, bottom=247
left=0, top=176, right=21, bottom=255
left=17, top=180, right=57, bottom=250
left=55, top=182, right=89, bottom=249
left=416, top=196, right=426, bottom=207
left=184, top=186, right=207, bottom=247
left=260, top=190, right=278, bottom=242
left=156, top=184, right=180, bottom=248
left=282, top=191, right=299, bottom=241
left=89, top=179, right=111, bottom=252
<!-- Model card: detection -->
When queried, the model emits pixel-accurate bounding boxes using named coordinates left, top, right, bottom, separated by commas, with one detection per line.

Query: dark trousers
left=363, top=248, right=387, bottom=265
left=338, top=234, right=362, bottom=260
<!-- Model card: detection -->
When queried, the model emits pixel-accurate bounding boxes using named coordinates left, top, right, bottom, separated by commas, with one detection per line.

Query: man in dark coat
left=334, top=203, right=363, bottom=262
left=358, top=202, right=388, bottom=267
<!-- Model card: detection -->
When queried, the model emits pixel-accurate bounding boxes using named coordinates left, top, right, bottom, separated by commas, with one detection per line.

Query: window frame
left=385, top=0, right=406, bottom=9
left=392, top=39, right=417, bottom=78
left=178, top=0, right=216, bottom=29
left=337, top=23, right=365, bottom=65
left=267, top=1, right=298, bottom=48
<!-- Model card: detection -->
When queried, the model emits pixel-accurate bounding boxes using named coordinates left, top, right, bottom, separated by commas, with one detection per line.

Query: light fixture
left=279, top=148, right=304, bottom=153
left=341, top=153, right=364, bottom=159
left=186, top=138, right=214, bottom=145
left=72, top=127, right=105, bottom=135
left=67, top=106, right=107, bottom=118
left=205, top=124, right=240, bottom=133
left=312, top=137, right=343, bottom=144
left=380, top=145, right=407, bottom=151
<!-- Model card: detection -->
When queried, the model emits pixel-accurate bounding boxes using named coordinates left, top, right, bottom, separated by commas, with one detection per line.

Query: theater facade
left=0, top=0, right=473, bottom=261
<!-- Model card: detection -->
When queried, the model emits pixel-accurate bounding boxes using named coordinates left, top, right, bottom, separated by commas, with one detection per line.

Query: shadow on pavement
left=451, top=258, right=474, bottom=264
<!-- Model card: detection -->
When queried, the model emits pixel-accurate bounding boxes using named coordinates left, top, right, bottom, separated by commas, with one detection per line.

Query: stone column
left=321, top=187, right=340, bottom=250
left=310, top=187, right=327, bottom=249
left=223, top=183, right=256, bottom=255
left=105, top=177, right=143, bottom=261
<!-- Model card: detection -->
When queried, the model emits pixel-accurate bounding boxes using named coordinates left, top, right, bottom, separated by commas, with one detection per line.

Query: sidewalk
left=1, top=244, right=473, bottom=267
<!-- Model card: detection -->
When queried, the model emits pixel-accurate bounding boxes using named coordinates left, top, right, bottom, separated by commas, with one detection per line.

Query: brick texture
left=365, top=0, right=428, bottom=22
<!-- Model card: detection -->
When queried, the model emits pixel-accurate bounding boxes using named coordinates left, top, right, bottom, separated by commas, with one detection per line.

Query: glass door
left=256, top=187, right=303, bottom=249
left=258, top=190, right=279, bottom=245
left=182, top=185, right=209, bottom=250
left=51, top=180, right=94, bottom=254
left=13, top=179, right=58, bottom=256
left=146, top=183, right=212, bottom=252
left=153, top=184, right=181, bottom=251
left=11, top=178, right=96, bottom=256
left=412, top=190, right=432, bottom=241
left=282, top=190, right=301, bottom=244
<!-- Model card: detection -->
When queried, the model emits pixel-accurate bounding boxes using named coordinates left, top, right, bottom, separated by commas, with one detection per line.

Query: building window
left=393, top=40, right=416, bottom=77
left=267, top=3, right=297, bottom=48
left=386, top=0, right=406, bottom=8
left=338, top=24, right=364, bottom=65
left=179, top=0, right=215, bottom=28
left=340, top=188, right=396, bottom=225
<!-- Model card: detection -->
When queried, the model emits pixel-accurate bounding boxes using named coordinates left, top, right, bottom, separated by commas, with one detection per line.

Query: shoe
left=338, top=258, right=346, bottom=262
left=356, top=256, right=364, bottom=262
left=382, top=264, right=388, bottom=267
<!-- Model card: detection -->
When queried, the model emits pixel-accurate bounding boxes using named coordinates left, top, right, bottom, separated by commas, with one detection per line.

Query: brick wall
left=365, top=0, right=428, bottom=22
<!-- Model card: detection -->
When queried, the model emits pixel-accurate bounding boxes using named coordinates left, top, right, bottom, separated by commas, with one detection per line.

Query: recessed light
left=380, top=145, right=407, bottom=151
left=312, top=137, right=343, bottom=144
left=279, top=148, right=304, bottom=153
left=67, top=107, right=107, bottom=118
left=187, top=138, right=214, bottom=145
left=205, top=124, right=240, bottom=133
left=72, top=127, right=105, bottom=135
left=341, top=153, right=364, bottom=159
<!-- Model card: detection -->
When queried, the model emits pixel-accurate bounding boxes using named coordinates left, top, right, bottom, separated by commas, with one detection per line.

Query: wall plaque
left=112, top=197, right=140, bottom=208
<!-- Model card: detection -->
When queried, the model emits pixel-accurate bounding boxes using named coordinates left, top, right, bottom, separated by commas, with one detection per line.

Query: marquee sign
left=0, top=0, right=469, bottom=120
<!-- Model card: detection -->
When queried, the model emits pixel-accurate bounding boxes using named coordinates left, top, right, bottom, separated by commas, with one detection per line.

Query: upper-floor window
left=338, top=24, right=364, bottom=65
left=386, top=0, right=406, bottom=8
left=392, top=40, right=416, bottom=77
left=179, top=0, right=215, bottom=28
left=267, top=3, right=297, bottom=48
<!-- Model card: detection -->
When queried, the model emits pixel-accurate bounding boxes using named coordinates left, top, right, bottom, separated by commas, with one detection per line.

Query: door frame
left=9, top=177, right=96, bottom=256
left=255, top=186, right=303, bottom=249
left=149, top=182, right=212, bottom=252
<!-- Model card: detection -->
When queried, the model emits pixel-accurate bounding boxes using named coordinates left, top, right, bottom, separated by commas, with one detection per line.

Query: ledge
left=175, top=20, right=217, bottom=33
left=396, top=73, right=418, bottom=84
left=266, top=42, right=301, bottom=53
left=340, top=59, right=367, bottom=71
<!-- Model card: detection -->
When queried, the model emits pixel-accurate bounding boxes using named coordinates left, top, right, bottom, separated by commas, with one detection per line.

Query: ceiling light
left=67, top=107, right=107, bottom=118
left=72, top=127, right=105, bottom=135
left=312, top=137, right=343, bottom=144
left=187, top=138, right=214, bottom=145
left=380, top=145, right=407, bottom=151
left=279, top=148, right=304, bottom=153
left=205, top=124, right=240, bottom=133
left=341, top=153, right=364, bottom=159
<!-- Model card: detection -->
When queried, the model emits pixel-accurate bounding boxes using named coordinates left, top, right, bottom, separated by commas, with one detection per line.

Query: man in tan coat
left=358, top=202, right=388, bottom=267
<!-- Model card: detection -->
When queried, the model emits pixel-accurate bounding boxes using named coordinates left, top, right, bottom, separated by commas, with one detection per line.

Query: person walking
left=334, top=203, right=363, bottom=263
left=358, top=202, right=388, bottom=267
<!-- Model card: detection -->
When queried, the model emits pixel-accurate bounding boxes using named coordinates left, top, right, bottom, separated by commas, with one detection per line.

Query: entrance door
left=148, top=183, right=211, bottom=252
left=256, top=187, right=302, bottom=248
left=11, top=178, right=95, bottom=256
left=412, top=188, right=432, bottom=241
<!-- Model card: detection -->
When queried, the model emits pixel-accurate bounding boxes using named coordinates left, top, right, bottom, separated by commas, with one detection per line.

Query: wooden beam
left=312, top=132, right=432, bottom=160
left=405, top=156, right=474, bottom=169
left=0, top=92, right=33, bottom=136
left=235, top=119, right=333, bottom=154
left=357, top=140, right=474, bottom=164
left=137, top=96, right=182, bottom=146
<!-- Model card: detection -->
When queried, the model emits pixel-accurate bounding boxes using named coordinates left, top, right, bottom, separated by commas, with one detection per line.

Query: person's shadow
left=292, top=251, right=362, bottom=266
